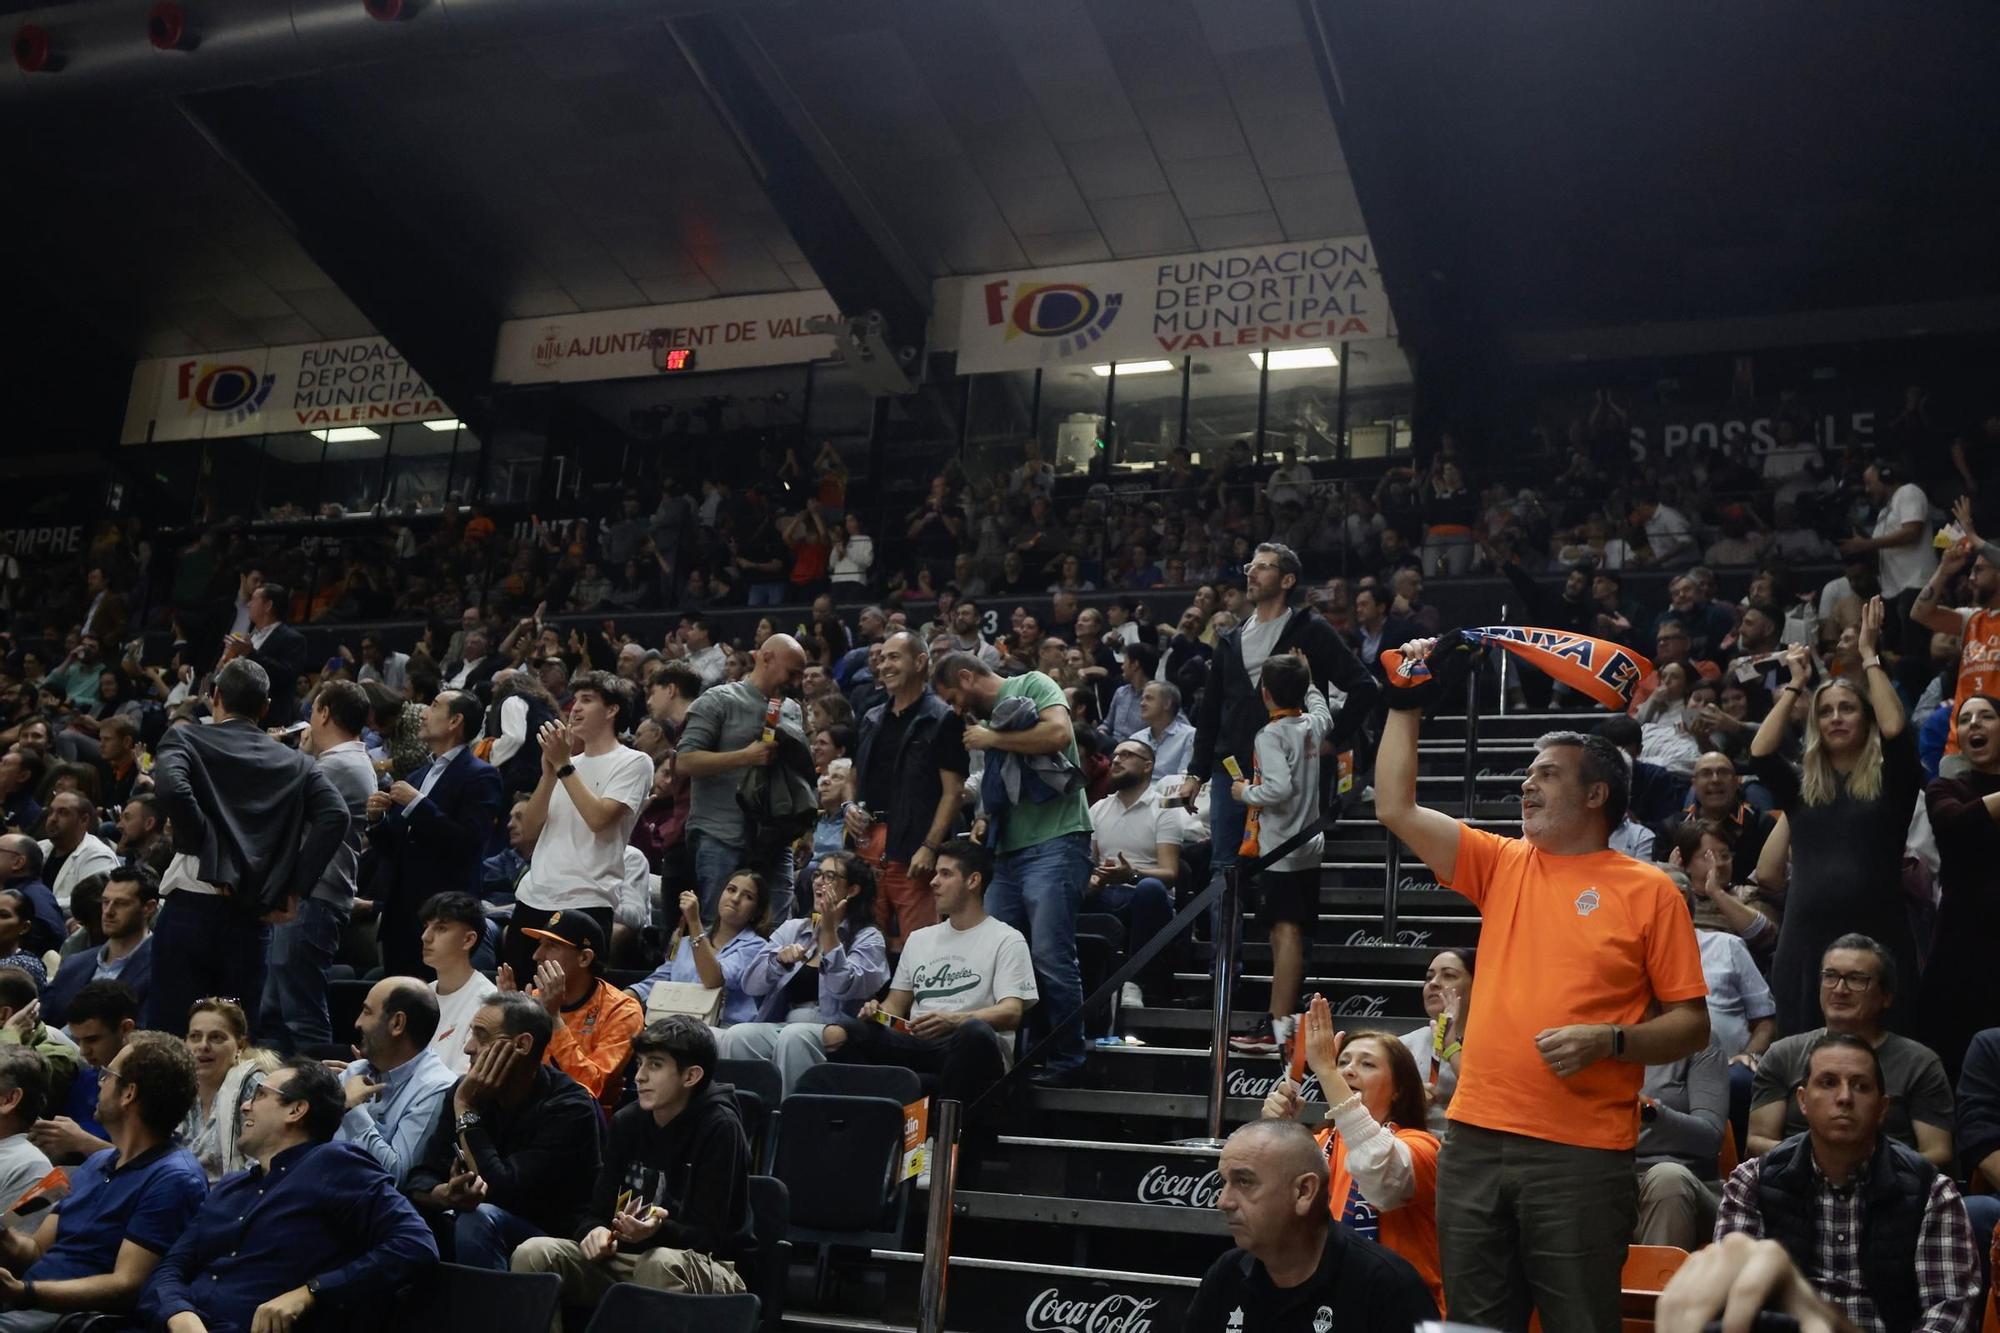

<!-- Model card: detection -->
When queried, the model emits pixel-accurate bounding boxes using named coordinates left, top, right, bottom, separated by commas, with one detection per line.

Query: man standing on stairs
left=1180, top=542, right=1377, bottom=977
left=1374, top=636, right=1710, bottom=1333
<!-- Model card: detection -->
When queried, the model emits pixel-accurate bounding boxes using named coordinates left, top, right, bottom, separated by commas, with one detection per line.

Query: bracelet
left=692, top=932, right=709, bottom=948
left=1439, top=1041, right=1463, bottom=1060
left=555, top=762, right=576, bottom=779
left=1862, top=657, right=1883, bottom=671
left=20, top=1280, right=35, bottom=1309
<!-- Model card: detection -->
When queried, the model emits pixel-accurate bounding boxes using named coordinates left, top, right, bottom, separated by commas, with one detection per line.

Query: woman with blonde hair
left=1748, top=597, right=1920, bottom=1033
left=1262, top=994, right=1443, bottom=1311
left=179, top=997, right=282, bottom=1181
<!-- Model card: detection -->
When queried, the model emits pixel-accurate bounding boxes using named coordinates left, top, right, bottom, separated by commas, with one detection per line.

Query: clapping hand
left=1857, top=595, right=1885, bottom=660
left=1261, top=1077, right=1303, bottom=1122
left=1299, top=994, right=1346, bottom=1092
left=533, top=959, right=566, bottom=1014
left=538, top=719, right=576, bottom=771
left=609, top=1193, right=667, bottom=1247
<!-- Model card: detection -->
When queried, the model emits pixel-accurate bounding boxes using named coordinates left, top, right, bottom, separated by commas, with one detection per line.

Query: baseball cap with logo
left=520, top=909, right=607, bottom=961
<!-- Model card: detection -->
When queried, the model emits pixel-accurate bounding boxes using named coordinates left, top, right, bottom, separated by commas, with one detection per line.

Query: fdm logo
left=982, top=279, right=1121, bottom=361
left=177, top=361, right=274, bottom=427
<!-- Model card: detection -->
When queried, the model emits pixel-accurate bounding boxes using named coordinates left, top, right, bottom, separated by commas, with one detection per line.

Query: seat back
left=794, top=1062, right=922, bottom=1106
left=1620, top=1244, right=1689, bottom=1293
left=746, top=1175, right=791, bottom=1333
left=771, top=1093, right=905, bottom=1235
left=390, top=1263, right=562, bottom=1333
left=718, top=1058, right=785, bottom=1109
left=732, top=1088, right=770, bottom=1172
left=580, top=1284, right=760, bottom=1333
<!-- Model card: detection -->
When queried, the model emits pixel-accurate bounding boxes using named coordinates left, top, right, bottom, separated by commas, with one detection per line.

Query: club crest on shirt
left=1575, top=888, right=1601, bottom=917
left=1312, top=1308, right=1332, bottom=1333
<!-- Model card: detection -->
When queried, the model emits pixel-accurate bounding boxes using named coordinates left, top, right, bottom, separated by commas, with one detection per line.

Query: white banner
left=492, top=289, right=842, bottom=385
left=946, top=235, right=1392, bottom=374
left=120, top=336, right=454, bottom=444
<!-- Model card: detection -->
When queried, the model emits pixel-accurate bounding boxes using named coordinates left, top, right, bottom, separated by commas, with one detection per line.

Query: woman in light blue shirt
left=631, top=870, right=770, bottom=1027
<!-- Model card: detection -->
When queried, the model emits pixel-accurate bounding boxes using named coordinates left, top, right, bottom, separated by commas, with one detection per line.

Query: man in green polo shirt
left=930, top=653, right=1092, bottom=1084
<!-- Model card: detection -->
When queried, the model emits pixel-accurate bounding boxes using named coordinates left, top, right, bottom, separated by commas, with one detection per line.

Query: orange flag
left=1381, top=627, right=1655, bottom=713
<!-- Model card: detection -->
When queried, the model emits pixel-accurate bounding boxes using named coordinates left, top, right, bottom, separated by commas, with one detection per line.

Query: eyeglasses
left=1242, top=562, right=1282, bottom=576
left=1818, top=970, right=1879, bottom=992
left=812, top=869, right=847, bottom=884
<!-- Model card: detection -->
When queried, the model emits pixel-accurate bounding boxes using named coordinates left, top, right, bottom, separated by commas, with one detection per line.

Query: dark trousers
left=145, top=891, right=273, bottom=1037
left=259, top=896, right=346, bottom=1053
left=828, top=1015, right=1008, bottom=1121
left=1437, top=1122, right=1638, bottom=1333
left=379, top=888, right=433, bottom=983
left=502, top=903, right=615, bottom=984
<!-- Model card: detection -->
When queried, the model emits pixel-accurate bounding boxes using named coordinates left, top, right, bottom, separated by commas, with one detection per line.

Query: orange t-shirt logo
left=1574, top=888, right=1601, bottom=916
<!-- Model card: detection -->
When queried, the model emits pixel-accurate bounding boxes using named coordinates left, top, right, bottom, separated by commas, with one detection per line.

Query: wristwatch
left=305, top=1279, right=323, bottom=1300
left=555, top=762, right=576, bottom=779
left=1609, top=1024, right=1626, bottom=1058
left=455, top=1111, right=484, bottom=1134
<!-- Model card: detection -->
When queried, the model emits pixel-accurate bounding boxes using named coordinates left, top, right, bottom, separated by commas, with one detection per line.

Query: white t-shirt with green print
left=891, top=914, right=1039, bottom=1067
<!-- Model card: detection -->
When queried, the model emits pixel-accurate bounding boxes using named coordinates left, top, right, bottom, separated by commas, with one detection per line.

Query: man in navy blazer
left=42, top=863, right=155, bottom=1028
left=365, top=689, right=503, bottom=978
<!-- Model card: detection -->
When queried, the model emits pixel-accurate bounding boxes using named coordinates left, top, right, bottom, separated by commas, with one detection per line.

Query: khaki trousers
left=511, top=1236, right=743, bottom=1333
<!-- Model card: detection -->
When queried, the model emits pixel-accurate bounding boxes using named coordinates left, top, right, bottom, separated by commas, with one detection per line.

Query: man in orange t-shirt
left=1375, top=637, right=1710, bottom=1333
left=1909, top=508, right=2000, bottom=768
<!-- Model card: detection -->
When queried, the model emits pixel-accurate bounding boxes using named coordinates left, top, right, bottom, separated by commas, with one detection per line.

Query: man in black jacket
left=144, top=659, right=350, bottom=1037
left=1185, top=1120, right=1437, bottom=1333
left=405, top=992, right=602, bottom=1271
left=1180, top=542, right=1376, bottom=927
left=510, top=1017, right=750, bottom=1327
left=220, top=583, right=308, bottom=723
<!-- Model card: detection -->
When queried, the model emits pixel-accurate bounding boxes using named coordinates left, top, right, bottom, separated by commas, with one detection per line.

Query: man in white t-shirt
left=508, top=671, right=653, bottom=978
left=418, top=891, right=498, bottom=1076
left=1087, top=739, right=1179, bottom=1008
left=1635, top=491, right=1697, bottom=567
left=822, top=837, right=1036, bottom=1127
left=1841, top=462, right=1935, bottom=694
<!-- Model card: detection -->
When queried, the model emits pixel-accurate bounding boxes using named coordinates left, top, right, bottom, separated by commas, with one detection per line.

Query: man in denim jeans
left=263, top=679, right=377, bottom=1054
left=932, top=653, right=1092, bottom=1085
left=1182, top=544, right=1376, bottom=998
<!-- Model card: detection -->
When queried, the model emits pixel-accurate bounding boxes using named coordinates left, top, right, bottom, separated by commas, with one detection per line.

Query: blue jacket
left=741, top=916, right=889, bottom=1023
left=41, top=935, right=153, bottom=1029
left=364, top=748, right=504, bottom=907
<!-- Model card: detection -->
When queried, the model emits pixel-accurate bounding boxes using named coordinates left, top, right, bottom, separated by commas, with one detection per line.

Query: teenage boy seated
left=511, top=1017, right=753, bottom=1332
left=823, top=837, right=1036, bottom=1129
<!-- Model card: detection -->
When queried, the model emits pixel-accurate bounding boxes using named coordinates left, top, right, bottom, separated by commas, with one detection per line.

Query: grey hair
left=1824, top=932, right=1897, bottom=998
left=1143, top=680, right=1182, bottom=714
left=1533, top=730, right=1630, bottom=830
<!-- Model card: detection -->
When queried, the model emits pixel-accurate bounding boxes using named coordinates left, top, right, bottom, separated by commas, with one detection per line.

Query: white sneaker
left=1120, top=982, right=1145, bottom=1010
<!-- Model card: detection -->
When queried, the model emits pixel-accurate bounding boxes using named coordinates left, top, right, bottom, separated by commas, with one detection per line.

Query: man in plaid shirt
left=1716, top=1032, right=1979, bottom=1333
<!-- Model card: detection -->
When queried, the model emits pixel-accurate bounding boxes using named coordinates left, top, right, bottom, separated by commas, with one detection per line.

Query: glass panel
left=446, top=427, right=481, bottom=506
left=145, top=443, right=204, bottom=527
left=1107, top=357, right=1185, bottom=476
left=319, top=433, right=389, bottom=515
left=1038, top=363, right=1106, bottom=479
left=1185, top=349, right=1265, bottom=471
left=201, top=438, right=264, bottom=524
left=1262, top=347, right=1342, bottom=460
left=964, top=369, right=1036, bottom=484
left=482, top=424, right=547, bottom=505
left=260, top=433, right=325, bottom=519
left=385, top=422, right=459, bottom=513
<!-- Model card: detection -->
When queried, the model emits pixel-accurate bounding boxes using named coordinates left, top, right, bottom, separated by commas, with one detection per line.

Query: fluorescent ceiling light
left=1257, top=347, right=1339, bottom=371
left=423, top=418, right=461, bottom=432
left=1091, top=360, right=1177, bottom=377
left=311, top=427, right=381, bottom=443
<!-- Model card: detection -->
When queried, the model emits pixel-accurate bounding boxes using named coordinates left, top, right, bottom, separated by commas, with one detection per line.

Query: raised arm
left=1373, top=671, right=1463, bottom=884
left=1749, top=645, right=1811, bottom=759
left=1856, top=597, right=1905, bottom=740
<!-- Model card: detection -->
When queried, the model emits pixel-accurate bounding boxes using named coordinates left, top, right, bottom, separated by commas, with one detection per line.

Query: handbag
left=643, top=980, right=724, bottom=1025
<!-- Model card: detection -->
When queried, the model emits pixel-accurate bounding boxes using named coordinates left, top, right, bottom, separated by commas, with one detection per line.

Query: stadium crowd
left=0, top=390, right=1995, bottom=1332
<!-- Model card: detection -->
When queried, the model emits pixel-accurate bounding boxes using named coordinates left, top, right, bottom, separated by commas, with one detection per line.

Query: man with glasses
left=1181, top=542, right=1377, bottom=948
left=0, top=1034, right=206, bottom=1333
left=141, top=1059, right=437, bottom=1333
left=1747, top=933, right=1954, bottom=1167
left=1087, top=740, right=1178, bottom=1010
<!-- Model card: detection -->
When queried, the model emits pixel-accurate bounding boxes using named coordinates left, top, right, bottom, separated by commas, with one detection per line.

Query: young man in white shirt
left=419, top=892, right=498, bottom=1076
left=506, top=672, right=653, bottom=979
left=822, top=837, right=1036, bottom=1128
left=1086, top=739, right=1179, bottom=1008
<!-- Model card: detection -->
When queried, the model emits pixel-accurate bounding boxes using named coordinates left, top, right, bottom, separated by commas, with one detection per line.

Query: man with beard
left=845, top=633, right=967, bottom=952
left=1086, top=740, right=1178, bottom=1007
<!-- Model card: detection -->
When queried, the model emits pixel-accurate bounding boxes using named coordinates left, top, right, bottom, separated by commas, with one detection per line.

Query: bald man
left=1187, top=1120, right=1437, bottom=1333
left=677, top=634, right=809, bottom=921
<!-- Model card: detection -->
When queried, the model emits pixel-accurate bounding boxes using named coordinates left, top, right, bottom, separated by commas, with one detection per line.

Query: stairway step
left=859, top=1250, right=1202, bottom=1333
left=940, top=1191, right=1230, bottom=1237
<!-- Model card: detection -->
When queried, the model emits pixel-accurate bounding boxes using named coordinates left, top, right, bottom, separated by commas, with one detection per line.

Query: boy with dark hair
left=418, top=892, right=498, bottom=1076
left=510, top=1017, right=751, bottom=1323
left=1228, top=652, right=1330, bottom=1057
